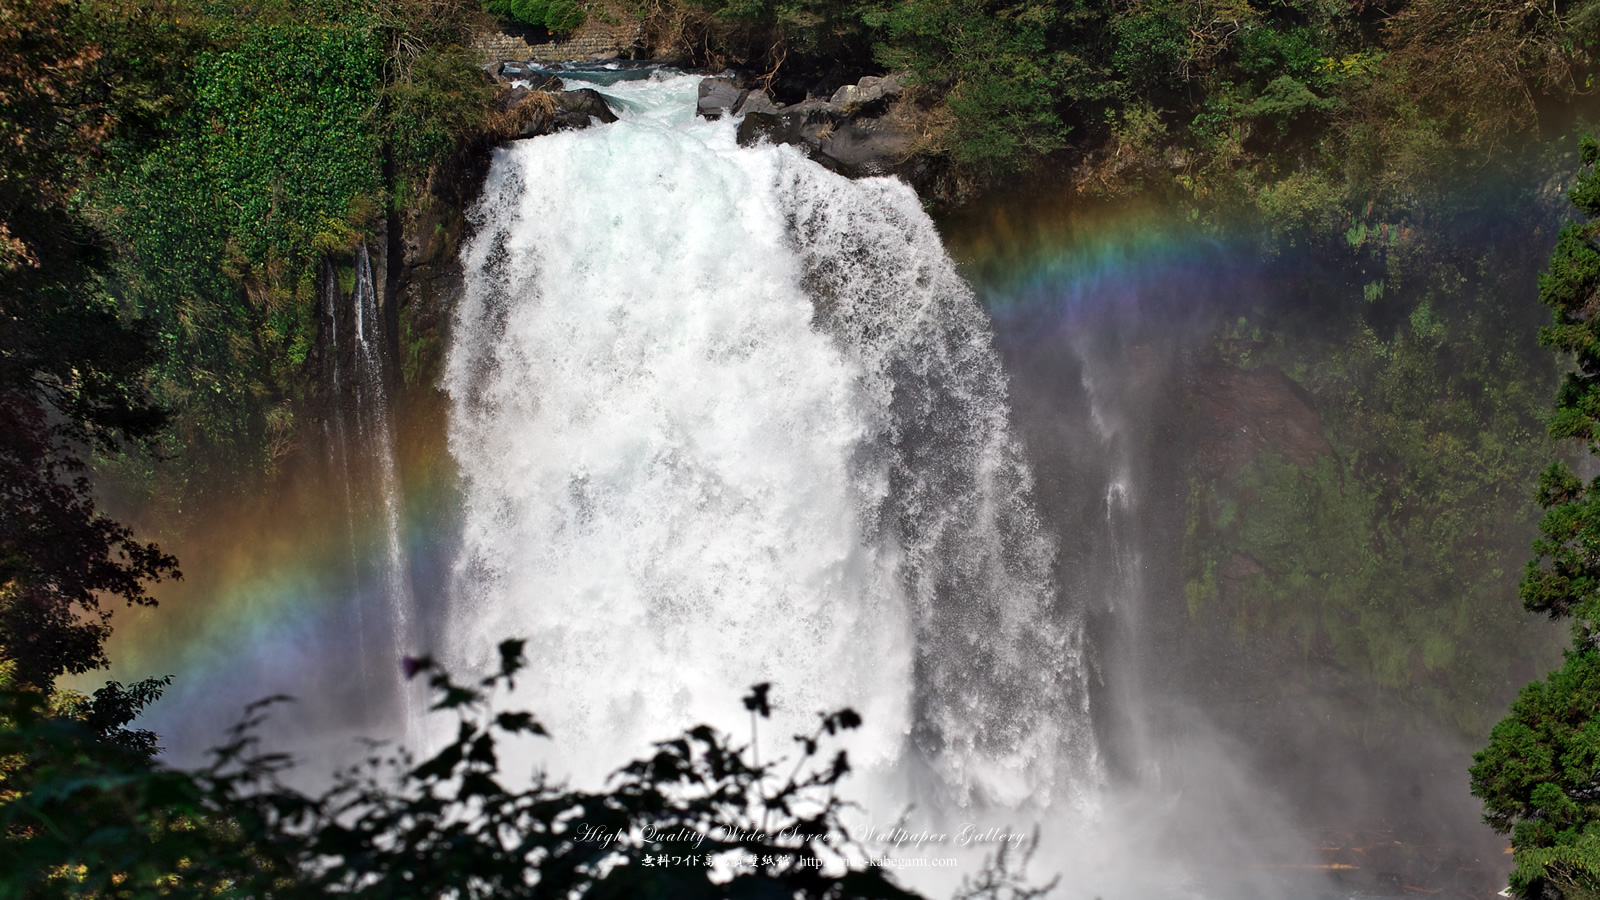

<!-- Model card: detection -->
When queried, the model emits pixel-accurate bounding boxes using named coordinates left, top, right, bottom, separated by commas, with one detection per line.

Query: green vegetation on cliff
left=669, top=0, right=1598, bottom=195
left=1173, top=170, right=1570, bottom=742
left=0, top=0, right=501, bottom=819
left=84, top=0, right=495, bottom=505
left=97, top=18, right=384, bottom=477
left=1471, top=137, right=1600, bottom=900
left=485, top=0, right=587, bottom=35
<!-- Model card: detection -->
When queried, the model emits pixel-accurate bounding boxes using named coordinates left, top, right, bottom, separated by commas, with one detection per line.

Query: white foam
left=443, top=73, right=1095, bottom=828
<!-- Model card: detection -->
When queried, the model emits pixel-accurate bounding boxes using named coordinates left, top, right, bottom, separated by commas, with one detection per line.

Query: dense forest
left=4, top=0, right=1600, bottom=895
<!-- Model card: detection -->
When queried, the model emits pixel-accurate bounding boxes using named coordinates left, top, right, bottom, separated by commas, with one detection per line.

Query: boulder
left=828, top=74, right=905, bottom=113
left=485, top=61, right=563, bottom=91
left=500, top=85, right=533, bottom=111
left=735, top=102, right=844, bottom=154
left=785, top=98, right=846, bottom=122
left=697, top=77, right=747, bottom=119
left=521, top=73, right=565, bottom=92
left=733, top=89, right=777, bottom=117
left=1181, top=363, right=1331, bottom=478
left=708, top=72, right=925, bottom=182
left=817, top=117, right=917, bottom=176
left=552, top=88, right=619, bottom=127
left=737, top=111, right=807, bottom=148
left=500, top=86, right=619, bottom=138
left=737, top=100, right=917, bottom=179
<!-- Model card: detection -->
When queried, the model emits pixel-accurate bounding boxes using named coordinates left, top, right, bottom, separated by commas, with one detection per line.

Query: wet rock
left=786, top=98, right=846, bottom=121
left=733, top=89, right=777, bottom=117
left=817, top=116, right=917, bottom=177
left=713, top=73, right=921, bottom=180
left=485, top=59, right=564, bottom=91
left=736, top=101, right=841, bottom=149
left=1216, top=553, right=1267, bottom=604
left=554, top=88, right=619, bottom=125
left=499, top=84, right=530, bottom=107
left=735, top=99, right=919, bottom=180
left=523, top=73, right=565, bottom=92
left=697, top=77, right=747, bottom=119
left=736, top=110, right=808, bottom=148
left=499, top=85, right=619, bottom=138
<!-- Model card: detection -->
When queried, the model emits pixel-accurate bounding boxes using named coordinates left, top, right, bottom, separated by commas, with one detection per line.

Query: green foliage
left=867, top=0, right=1091, bottom=173
left=1473, top=647, right=1600, bottom=899
left=53, top=676, right=176, bottom=760
left=1184, top=197, right=1559, bottom=739
left=84, top=18, right=377, bottom=485
left=1473, top=650, right=1600, bottom=867
left=0, top=0, right=182, bottom=449
left=1472, top=137, right=1600, bottom=899
left=0, top=0, right=184, bottom=698
left=486, top=0, right=587, bottom=34
left=0, top=685, right=293, bottom=899
left=1108, top=10, right=1185, bottom=92
left=654, top=0, right=1600, bottom=198
left=657, top=0, right=1600, bottom=193
left=82, top=3, right=488, bottom=496
left=0, top=396, right=180, bottom=693
left=1240, top=76, right=1339, bottom=125
left=1237, top=25, right=1328, bottom=86
left=0, top=642, right=981, bottom=900
left=95, top=20, right=382, bottom=476
left=385, top=46, right=497, bottom=183
left=188, top=26, right=383, bottom=262
left=1538, top=140, right=1600, bottom=446
left=1518, top=140, right=1600, bottom=641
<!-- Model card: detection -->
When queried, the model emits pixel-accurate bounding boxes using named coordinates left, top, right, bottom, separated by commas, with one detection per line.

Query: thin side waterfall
left=442, top=73, right=1098, bottom=815
left=319, top=244, right=422, bottom=739
left=1079, top=351, right=1161, bottom=788
left=321, top=261, right=372, bottom=702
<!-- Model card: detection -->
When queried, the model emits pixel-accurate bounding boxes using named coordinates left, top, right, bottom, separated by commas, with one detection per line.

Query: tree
left=0, top=0, right=186, bottom=692
left=0, top=640, right=1048, bottom=899
left=1470, top=136, right=1600, bottom=899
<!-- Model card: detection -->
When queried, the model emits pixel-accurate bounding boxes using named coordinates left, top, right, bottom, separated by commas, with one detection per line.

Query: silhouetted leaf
left=495, top=711, right=547, bottom=735
left=743, top=683, right=772, bottom=718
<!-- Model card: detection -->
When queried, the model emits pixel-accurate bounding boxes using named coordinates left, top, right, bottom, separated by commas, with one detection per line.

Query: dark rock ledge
left=698, top=74, right=920, bottom=179
left=478, top=62, right=932, bottom=186
left=482, top=65, right=622, bottom=138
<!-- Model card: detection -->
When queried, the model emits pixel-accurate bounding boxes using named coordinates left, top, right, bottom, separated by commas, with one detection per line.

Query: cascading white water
left=321, top=244, right=422, bottom=738
left=443, top=72, right=1095, bottom=816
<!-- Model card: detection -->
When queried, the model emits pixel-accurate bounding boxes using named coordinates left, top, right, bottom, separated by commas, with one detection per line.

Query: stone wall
left=471, top=17, right=642, bottom=63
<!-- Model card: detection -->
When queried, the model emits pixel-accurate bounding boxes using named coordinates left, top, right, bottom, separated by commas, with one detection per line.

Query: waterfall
left=442, top=73, right=1096, bottom=813
left=318, top=243, right=422, bottom=738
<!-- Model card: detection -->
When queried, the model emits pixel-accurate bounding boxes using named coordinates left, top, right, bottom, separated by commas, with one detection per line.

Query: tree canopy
left=0, top=0, right=188, bottom=693
left=1471, top=136, right=1600, bottom=899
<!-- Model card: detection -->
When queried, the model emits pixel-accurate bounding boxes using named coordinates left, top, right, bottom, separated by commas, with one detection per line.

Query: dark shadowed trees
left=0, top=643, right=1050, bottom=899
left=0, top=0, right=187, bottom=692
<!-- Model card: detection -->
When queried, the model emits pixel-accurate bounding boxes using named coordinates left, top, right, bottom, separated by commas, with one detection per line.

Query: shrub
left=485, top=0, right=588, bottom=35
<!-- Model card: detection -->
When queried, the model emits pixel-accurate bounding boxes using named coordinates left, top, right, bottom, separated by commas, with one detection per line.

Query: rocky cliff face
left=698, top=73, right=964, bottom=200
left=1182, top=362, right=1331, bottom=479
